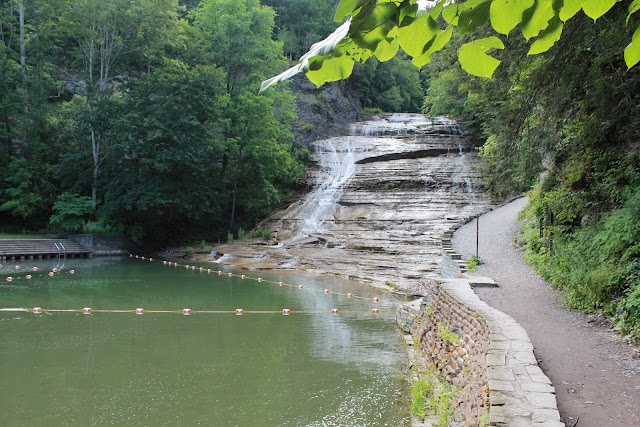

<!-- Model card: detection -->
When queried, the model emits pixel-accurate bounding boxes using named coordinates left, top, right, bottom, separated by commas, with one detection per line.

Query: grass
left=411, top=379, right=432, bottom=420
left=466, top=255, right=483, bottom=272
left=437, top=322, right=461, bottom=345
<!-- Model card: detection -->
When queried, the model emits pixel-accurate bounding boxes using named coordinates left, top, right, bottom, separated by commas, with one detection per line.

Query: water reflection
left=0, top=257, right=409, bottom=426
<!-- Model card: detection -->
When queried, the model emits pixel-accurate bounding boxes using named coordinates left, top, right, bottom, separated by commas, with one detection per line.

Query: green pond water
left=0, top=257, right=410, bottom=426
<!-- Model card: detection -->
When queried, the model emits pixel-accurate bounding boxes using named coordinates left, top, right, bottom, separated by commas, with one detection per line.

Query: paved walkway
left=452, top=197, right=640, bottom=427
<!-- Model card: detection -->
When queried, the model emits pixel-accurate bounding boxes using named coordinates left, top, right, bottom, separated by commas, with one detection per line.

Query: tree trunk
left=91, top=127, right=99, bottom=210
left=229, top=146, right=244, bottom=229
left=18, top=0, right=27, bottom=152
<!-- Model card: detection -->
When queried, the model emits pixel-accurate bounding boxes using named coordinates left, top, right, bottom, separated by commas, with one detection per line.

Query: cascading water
left=222, top=113, right=493, bottom=288
left=292, top=136, right=357, bottom=240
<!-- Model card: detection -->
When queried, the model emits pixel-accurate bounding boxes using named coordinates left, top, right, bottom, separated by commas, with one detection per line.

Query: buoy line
left=127, top=252, right=389, bottom=305
left=0, top=265, right=75, bottom=282
left=0, top=307, right=391, bottom=316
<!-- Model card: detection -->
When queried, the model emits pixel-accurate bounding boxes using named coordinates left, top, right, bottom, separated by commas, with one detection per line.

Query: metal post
left=476, top=216, right=479, bottom=259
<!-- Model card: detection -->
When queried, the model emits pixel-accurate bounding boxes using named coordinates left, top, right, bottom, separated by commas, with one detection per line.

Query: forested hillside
left=0, top=0, right=423, bottom=244
left=422, top=4, right=640, bottom=336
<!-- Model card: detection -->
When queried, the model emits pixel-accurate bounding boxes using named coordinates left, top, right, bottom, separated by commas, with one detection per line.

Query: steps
left=0, top=239, right=91, bottom=261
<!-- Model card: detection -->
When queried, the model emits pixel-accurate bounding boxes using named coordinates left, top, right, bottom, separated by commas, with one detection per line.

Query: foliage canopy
left=262, top=0, right=640, bottom=90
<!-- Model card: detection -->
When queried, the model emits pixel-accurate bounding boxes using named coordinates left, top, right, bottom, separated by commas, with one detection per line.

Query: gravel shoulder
left=452, top=197, right=640, bottom=427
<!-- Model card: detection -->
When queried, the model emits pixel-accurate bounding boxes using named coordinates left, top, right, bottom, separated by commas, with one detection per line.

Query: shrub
left=49, top=193, right=93, bottom=233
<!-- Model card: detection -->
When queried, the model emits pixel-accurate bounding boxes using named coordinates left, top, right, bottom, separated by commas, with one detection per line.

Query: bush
left=250, top=227, right=272, bottom=241
left=49, top=193, right=93, bottom=233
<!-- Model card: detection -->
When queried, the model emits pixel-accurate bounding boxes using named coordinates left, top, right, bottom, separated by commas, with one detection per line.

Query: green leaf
left=521, top=0, right=556, bottom=40
left=398, top=13, right=438, bottom=57
left=582, top=0, right=618, bottom=21
left=490, top=0, right=535, bottom=35
left=458, top=36, right=505, bottom=78
left=559, top=0, right=584, bottom=21
left=399, top=2, right=419, bottom=26
left=413, top=26, right=453, bottom=67
left=458, top=2, right=491, bottom=35
left=350, top=3, right=398, bottom=51
left=335, top=0, right=369, bottom=22
left=429, top=0, right=447, bottom=19
left=625, top=24, right=640, bottom=68
left=442, top=3, right=461, bottom=25
left=628, top=0, right=640, bottom=23
left=305, top=55, right=355, bottom=87
left=374, top=37, right=399, bottom=62
left=528, top=15, right=563, bottom=55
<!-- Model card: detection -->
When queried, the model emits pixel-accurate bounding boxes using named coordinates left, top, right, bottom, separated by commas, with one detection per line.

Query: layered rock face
left=216, top=113, right=492, bottom=289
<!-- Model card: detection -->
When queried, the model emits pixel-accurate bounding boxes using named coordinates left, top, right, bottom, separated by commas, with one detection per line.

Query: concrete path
left=452, top=197, right=640, bottom=427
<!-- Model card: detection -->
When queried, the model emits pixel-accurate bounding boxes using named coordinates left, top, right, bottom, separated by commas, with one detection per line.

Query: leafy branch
left=262, top=0, right=640, bottom=90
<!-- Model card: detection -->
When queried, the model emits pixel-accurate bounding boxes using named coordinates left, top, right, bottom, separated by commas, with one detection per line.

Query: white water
left=292, top=136, right=358, bottom=239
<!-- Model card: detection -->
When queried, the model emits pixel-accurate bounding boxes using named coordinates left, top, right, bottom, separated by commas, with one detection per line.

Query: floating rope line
left=0, top=307, right=393, bottom=316
left=127, top=252, right=389, bottom=305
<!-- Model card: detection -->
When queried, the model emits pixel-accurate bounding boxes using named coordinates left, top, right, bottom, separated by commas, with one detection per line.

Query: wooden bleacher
left=0, top=239, right=91, bottom=261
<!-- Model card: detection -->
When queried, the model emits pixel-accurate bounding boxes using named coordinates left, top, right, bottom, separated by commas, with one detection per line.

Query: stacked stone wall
left=413, top=285, right=490, bottom=425
left=408, top=280, right=563, bottom=426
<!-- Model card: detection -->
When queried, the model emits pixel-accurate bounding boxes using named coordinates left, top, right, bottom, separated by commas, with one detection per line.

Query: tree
left=262, top=0, right=640, bottom=90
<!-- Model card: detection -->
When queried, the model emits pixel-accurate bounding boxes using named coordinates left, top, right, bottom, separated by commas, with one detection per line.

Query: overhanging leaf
left=442, top=3, right=461, bottom=25
left=305, top=55, right=355, bottom=87
left=490, top=0, right=535, bottom=35
left=398, top=13, right=438, bottom=57
left=629, top=0, right=640, bottom=23
left=625, top=24, right=640, bottom=68
left=260, top=18, right=352, bottom=92
left=335, top=0, right=369, bottom=22
left=559, top=0, right=583, bottom=22
left=458, top=36, right=505, bottom=78
left=528, top=15, right=563, bottom=55
left=413, top=26, right=453, bottom=67
left=582, top=0, right=618, bottom=21
left=458, top=2, right=491, bottom=35
left=521, top=0, right=556, bottom=40
left=374, top=37, right=399, bottom=62
left=350, top=2, right=398, bottom=51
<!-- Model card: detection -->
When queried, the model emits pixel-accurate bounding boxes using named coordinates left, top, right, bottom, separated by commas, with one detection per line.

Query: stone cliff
left=211, top=113, right=493, bottom=291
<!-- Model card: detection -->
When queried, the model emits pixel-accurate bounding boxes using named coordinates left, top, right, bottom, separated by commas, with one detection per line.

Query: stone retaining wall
left=69, top=234, right=133, bottom=256
left=412, top=281, right=490, bottom=425
left=410, top=279, right=563, bottom=426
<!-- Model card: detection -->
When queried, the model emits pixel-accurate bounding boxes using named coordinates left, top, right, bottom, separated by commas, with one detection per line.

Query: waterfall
left=292, top=136, right=357, bottom=240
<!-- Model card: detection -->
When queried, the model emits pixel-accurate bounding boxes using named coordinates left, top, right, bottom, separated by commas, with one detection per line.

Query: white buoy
left=258, top=278, right=262, bottom=283
left=279, top=281, right=284, bottom=286
left=373, top=297, right=379, bottom=303
left=32, top=307, right=42, bottom=314
left=235, top=309, right=244, bottom=316
left=371, top=308, right=379, bottom=314
left=6, top=277, right=13, bottom=282
left=347, top=293, right=353, bottom=298
left=136, top=308, right=144, bottom=315
left=331, top=308, right=339, bottom=315
left=207, top=269, right=212, bottom=273
left=228, top=273, right=233, bottom=277
left=298, top=285, right=303, bottom=289
left=282, top=309, right=291, bottom=316
left=48, top=272, right=54, bottom=277
left=324, top=289, right=330, bottom=294
left=83, top=307, right=92, bottom=315
left=183, top=308, right=191, bottom=316
left=241, top=275, right=245, bottom=279
left=25, top=275, right=32, bottom=279
left=69, top=270, right=75, bottom=275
